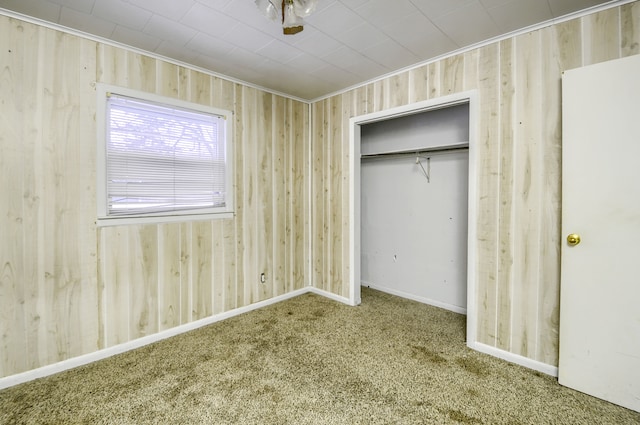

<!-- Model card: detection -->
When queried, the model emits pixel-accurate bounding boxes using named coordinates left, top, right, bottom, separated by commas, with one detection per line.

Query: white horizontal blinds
left=106, top=94, right=226, bottom=216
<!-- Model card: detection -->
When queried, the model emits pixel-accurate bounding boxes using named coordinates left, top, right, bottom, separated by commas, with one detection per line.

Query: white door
left=559, top=54, right=640, bottom=412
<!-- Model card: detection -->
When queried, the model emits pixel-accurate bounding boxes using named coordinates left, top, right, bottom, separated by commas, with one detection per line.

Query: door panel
left=559, top=54, right=640, bottom=412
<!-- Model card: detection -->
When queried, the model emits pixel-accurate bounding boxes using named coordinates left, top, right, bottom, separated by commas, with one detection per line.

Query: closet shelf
left=360, top=142, right=469, bottom=160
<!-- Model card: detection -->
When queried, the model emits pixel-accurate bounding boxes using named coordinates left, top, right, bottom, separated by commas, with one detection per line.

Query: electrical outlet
left=260, top=272, right=266, bottom=284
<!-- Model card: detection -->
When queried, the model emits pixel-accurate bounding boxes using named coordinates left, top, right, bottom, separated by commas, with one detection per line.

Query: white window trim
left=96, top=83, right=234, bottom=227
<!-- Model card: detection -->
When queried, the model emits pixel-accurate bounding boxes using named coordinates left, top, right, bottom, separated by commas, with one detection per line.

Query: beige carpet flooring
left=1, top=287, right=639, bottom=424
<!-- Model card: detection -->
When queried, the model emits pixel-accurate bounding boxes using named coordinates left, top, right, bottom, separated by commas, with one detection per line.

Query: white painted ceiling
left=0, top=0, right=613, bottom=100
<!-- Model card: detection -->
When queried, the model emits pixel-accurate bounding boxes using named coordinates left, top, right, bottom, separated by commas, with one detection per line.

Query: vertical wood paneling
left=440, top=55, right=465, bottom=94
left=555, top=19, right=583, bottom=68
left=372, top=80, right=384, bottom=112
left=180, top=223, right=192, bottom=324
left=128, top=225, right=158, bottom=339
left=41, top=31, right=62, bottom=362
left=211, top=219, right=224, bottom=315
left=154, top=62, right=182, bottom=330
left=511, top=32, right=543, bottom=358
left=291, top=100, right=307, bottom=291
left=127, top=52, right=156, bottom=93
left=2, top=4, right=638, bottom=380
left=1, top=13, right=309, bottom=380
left=341, top=92, right=353, bottom=298
left=96, top=43, right=130, bottom=350
left=0, top=17, right=27, bottom=376
left=190, top=70, right=211, bottom=105
left=409, top=64, right=429, bottom=103
left=427, top=62, right=440, bottom=99
left=311, top=101, right=325, bottom=289
left=22, top=23, right=47, bottom=371
left=284, top=99, right=294, bottom=293
left=273, top=95, right=287, bottom=297
left=249, top=87, right=262, bottom=303
left=39, top=31, right=97, bottom=364
left=93, top=23, right=304, bottom=358
left=91, top=31, right=306, bottom=364
left=256, top=91, right=274, bottom=302
left=97, top=44, right=128, bottom=86
left=536, top=19, right=582, bottom=365
left=304, top=102, right=311, bottom=290
left=221, top=217, right=237, bottom=312
left=364, top=83, right=375, bottom=114
left=475, top=44, right=500, bottom=347
left=242, top=86, right=258, bottom=305
left=212, top=77, right=237, bottom=313
left=496, top=38, right=515, bottom=352
left=178, top=70, right=194, bottom=326
left=158, top=224, right=181, bottom=330
left=463, top=49, right=480, bottom=91
left=308, top=4, right=638, bottom=368
left=191, top=221, right=212, bottom=319
left=353, top=86, right=369, bottom=116
left=258, top=92, right=274, bottom=298
left=233, top=83, right=246, bottom=310
left=127, top=226, right=154, bottom=339
left=101, top=226, right=130, bottom=347
left=329, top=96, right=343, bottom=295
left=584, top=7, right=621, bottom=65
left=323, top=99, right=332, bottom=293
left=621, top=1, right=640, bottom=57
left=384, top=73, right=409, bottom=108
left=76, top=37, right=100, bottom=357
left=96, top=231, right=106, bottom=351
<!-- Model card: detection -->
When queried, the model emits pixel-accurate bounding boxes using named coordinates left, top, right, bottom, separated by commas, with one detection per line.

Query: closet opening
left=348, top=91, right=478, bottom=347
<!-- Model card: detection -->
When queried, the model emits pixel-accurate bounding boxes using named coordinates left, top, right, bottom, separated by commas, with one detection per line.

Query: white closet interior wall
left=360, top=103, right=470, bottom=313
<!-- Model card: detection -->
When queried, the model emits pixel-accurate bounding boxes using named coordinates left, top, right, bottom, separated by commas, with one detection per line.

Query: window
left=97, top=84, right=233, bottom=225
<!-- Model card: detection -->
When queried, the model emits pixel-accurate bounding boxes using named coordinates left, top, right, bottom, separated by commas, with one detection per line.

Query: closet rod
left=360, top=142, right=468, bottom=160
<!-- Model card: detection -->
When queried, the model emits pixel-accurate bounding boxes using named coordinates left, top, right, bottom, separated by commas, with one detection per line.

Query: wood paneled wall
left=310, top=2, right=640, bottom=366
left=0, top=15, right=309, bottom=378
left=1, top=2, right=638, bottom=380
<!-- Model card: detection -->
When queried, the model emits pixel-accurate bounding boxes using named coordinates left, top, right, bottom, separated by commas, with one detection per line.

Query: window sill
left=96, top=211, right=234, bottom=227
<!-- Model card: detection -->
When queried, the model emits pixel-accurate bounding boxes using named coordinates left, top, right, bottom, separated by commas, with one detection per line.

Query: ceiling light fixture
left=255, top=0, right=318, bottom=35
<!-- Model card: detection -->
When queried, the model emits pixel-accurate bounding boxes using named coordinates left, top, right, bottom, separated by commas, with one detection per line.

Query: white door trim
left=348, top=90, right=479, bottom=348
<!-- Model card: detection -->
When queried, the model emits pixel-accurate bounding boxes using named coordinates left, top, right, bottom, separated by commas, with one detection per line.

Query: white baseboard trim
left=0, top=288, right=310, bottom=391
left=470, top=342, right=559, bottom=377
left=0, top=287, right=557, bottom=390
left=307, top=287, right=353, bottom=306
left=362, top=282, right=467, bottom=315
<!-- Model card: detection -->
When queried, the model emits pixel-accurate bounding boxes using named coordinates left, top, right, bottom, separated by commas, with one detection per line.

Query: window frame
left=96, top=83, right=234, bottom=226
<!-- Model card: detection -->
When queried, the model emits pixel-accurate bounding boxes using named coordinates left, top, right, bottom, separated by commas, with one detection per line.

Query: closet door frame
left=348, top=90, right=479, bottom=347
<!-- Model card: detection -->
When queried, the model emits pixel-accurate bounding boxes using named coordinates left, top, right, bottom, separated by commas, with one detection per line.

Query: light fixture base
left=283, top=25, right=303, bottom=35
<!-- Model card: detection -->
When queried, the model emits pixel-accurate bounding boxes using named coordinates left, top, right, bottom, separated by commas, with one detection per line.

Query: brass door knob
left=567, top=233, right=581, bottom=246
